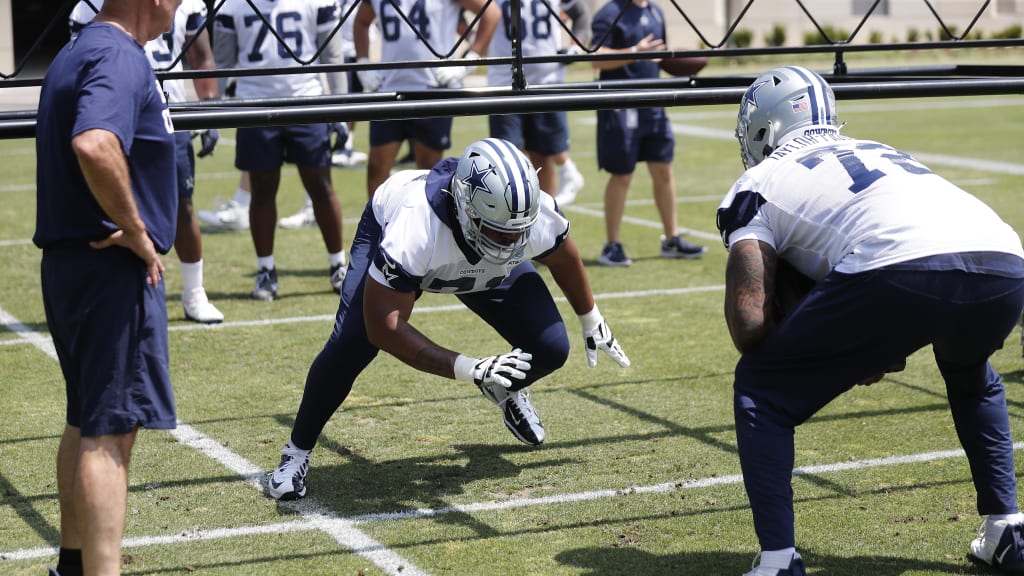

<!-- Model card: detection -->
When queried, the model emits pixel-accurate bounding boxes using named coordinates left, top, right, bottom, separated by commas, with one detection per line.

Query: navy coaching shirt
left=34, top=22, right=178, bottom=254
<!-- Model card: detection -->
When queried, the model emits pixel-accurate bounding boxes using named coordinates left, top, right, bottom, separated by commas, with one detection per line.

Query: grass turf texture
left=2, top=56, right=1024, bottom=575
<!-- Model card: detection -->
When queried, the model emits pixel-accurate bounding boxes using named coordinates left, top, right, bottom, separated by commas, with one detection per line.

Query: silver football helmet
left=450, top=138, right=541, bottom=264
left=736, top=66, right=839, bottom=169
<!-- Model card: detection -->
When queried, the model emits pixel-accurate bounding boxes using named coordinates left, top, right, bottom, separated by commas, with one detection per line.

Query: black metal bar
left=5, top=77, right=1022, bottom=139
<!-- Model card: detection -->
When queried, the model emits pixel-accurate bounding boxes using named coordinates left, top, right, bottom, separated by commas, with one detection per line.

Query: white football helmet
left=736, top=66, right=839, bottom=169
left=450, top=138, right=541, bottom=264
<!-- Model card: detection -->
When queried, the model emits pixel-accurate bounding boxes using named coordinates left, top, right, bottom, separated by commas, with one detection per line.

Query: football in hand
left=659, top=56, right=708, bottom=77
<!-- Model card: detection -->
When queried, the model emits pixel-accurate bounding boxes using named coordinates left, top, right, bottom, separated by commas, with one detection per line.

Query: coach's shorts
left=489, top=112, right=570, bottom=156
left=369, top=117, right=452, bottom=150
left=235, top=123, right=331, bottom=170
left=174, top=131, right=195, bottom=200
left=41, top=246, right=176, bottom=436
left=597, top=107, right=674, bottom=174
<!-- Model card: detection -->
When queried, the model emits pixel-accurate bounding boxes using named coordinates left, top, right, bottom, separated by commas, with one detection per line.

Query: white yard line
left=7, top=434, right=1020, bottom=561
left=0, top=304, right=427, bottom=576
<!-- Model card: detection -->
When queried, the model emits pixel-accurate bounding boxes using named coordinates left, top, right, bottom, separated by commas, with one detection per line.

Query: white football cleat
left=555, top=160, right=583, bottom=206
left=197, top=199, right=249, bottom=231
left=278, top=201, right=315, bottom=229
left=331, top=148, right=368, bottom=169
left=267, top=443, right=310, bottom=500
left=181, top=288, right=224, bottom=324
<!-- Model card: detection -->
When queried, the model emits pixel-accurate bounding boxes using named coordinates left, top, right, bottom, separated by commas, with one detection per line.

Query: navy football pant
left=735, top=267, right=1024, bottom=551
left=290, top=205, right=570, bottom=450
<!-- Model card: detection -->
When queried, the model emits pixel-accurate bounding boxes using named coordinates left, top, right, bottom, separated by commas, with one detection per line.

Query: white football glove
left=454, top=348, right=533, bottom=389
left=579, top=306, right=630, bottom=368
left=355, top=57, right=383, bottom=92
left=433, top=50, right=480, bottom=88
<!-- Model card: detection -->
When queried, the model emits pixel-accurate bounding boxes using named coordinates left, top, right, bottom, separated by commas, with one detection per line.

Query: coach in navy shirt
left=34, top=0, right=182, bottom=574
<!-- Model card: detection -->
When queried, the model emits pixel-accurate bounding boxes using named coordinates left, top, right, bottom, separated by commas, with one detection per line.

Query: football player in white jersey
left=717, top=66, right=1024, bottom=576
left=266, top=138, right=630, bottom=500
left=353, top=0, right=499, bottom=197
left=70, top=0, right=225, bottom=324
left=214, top=0, right=349, bottom=300
left=487, top=0, right=588, bottom=205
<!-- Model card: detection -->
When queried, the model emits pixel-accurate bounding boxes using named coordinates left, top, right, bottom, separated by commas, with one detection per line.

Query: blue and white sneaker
left=598, top=242, right=632, bottom=267
left=478, top=383, right=545, bottom=446
left=970, top=516, right=1024, bottom=572
left=267, top=443, right=310, bottom=501
left=251, top=267, right=278, bottom=301
left=744, top=551, right=807, bottom=576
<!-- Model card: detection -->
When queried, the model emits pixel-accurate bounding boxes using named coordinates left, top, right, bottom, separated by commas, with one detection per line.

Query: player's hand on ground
left=455, top=348, right=533, bottom=388
left=580, top=307, right=630, bottom=368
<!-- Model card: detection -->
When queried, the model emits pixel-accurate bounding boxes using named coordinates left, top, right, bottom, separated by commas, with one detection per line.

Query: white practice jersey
left=338, top=0, right=358, bottom=57
left=69, top=0, right=208, bottom=103
left=716, top=132, right=1024, bottom=280
left=487, top=0, right=565, bottom=86
left=367, top=159, right=570, bottom=294
left=214, top=0, right=342, bottom=99
left=364, top=0, right=465, bottom=91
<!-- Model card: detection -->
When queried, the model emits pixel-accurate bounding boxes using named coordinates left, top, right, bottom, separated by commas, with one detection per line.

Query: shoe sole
left=184, top=312, right=224, bottom=324
left=269, top=488, right=306, bottom=501
left=503, top=420, right=544, bottom=446
left=598, top=258, right=632, bottom=267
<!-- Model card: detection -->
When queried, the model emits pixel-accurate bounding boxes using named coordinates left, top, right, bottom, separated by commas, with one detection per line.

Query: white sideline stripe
left=665, top=96, right=1024, bottom=121
left=9, top=442, right=1024, bottom=561
left=0, top=285, right=726, bottom=345
left=563, top=203, right=723, bottom=242
left=0, top=306, right=55, bottom=358
left=0, top=304, right=425, bottom=576
left=665, top=123, right=1024, bottom=176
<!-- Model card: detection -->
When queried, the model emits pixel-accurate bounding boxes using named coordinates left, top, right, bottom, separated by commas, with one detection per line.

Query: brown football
left=659, top=56, right=708, bottom=77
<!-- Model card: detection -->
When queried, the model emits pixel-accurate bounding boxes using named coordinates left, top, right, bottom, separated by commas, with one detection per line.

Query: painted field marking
left=0, top=304, right=427, bottom=576
left=6, top=431, right=1021, bottom=562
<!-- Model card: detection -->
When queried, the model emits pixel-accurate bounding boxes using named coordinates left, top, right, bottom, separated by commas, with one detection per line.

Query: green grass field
left=2, top=69, right=1024, bottom=575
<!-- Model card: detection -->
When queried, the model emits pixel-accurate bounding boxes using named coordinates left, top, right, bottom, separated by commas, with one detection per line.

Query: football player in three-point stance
left=717, top=65, right=1024, bottom=576
left=267, top=138, right=630, bottom=501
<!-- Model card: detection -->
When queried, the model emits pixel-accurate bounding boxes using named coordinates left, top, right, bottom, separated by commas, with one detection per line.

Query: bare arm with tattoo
left=363, top=276, right=460, bottom=379
left=724, top=239, right=778, bottom=353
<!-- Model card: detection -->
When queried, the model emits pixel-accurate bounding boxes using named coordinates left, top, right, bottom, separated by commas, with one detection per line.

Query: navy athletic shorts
left=597, top=107, right=674, bottom=174
left=41, top=245, right=176, bottom=436
left=235, top=123, right=331, bottom=170
left=369, top=117, right=453, bottom=150
left=489, top=111, right=570, bottom=156
left=174, top=131, right=195, bottom=200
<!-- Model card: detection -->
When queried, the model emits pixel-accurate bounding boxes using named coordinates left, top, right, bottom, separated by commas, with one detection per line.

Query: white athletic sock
left=179, top=260, right=204, bottom=294
left=233, top=188, right=251, bottom=207
left=758, top=548, right=797, bottom=569
left=257, top=255, right=275, bottom=272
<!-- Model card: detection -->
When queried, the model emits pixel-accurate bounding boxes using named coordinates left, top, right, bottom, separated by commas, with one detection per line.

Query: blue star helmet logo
left=460, top=159, right=496, bottom=201
left=741, top=78, right=770, bottom=117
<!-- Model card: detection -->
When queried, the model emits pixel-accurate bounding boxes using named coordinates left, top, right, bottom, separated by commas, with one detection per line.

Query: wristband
left=578, top=306, right=604, bottom=331
left=453, top=354, right=479, bottom=382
